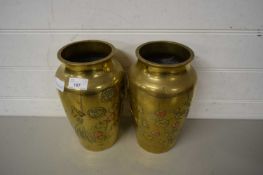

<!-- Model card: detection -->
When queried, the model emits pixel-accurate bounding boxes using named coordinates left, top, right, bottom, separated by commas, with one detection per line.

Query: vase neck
left=138, top=60, right=188, bottom=74
left=65, top=59, right=113, bottom=72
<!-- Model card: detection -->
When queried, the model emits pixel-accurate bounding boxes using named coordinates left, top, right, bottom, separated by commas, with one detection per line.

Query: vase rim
left=136, top=40, right=194, bottom=68
left=57, top=40, right=116, bottom=66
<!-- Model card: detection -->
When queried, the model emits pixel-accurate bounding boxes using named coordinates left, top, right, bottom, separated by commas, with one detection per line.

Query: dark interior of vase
left=61, top=41, right=112, bottom=63
left=139, top=42, right=191, bottom=64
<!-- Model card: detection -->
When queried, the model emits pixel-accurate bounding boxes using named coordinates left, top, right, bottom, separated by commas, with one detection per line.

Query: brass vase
left=128, top=41, right=197, bottom=153
left=55, top=40, right=124, bottom=151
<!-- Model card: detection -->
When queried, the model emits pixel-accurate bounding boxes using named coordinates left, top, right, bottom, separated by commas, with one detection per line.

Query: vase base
left=79, top=137, right=117, bottom=151
left=136, top=137, right=177, bottom=154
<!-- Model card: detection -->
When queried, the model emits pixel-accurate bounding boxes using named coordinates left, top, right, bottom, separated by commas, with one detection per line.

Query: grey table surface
left=0, top=116, right=262, bottom=175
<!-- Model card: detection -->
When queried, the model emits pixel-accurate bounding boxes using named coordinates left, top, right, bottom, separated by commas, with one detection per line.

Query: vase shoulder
left=128, top=62, right=196, bottom=97
left=56, top=59, right=124, bottom=94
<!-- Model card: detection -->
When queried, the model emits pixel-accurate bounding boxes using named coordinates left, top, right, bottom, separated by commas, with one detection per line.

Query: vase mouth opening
left=58, top=40, right=115, bottom=66
left=136, top=41, right=194, bottom=67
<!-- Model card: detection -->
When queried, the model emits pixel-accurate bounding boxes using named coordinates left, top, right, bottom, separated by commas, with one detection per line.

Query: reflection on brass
left=56, top=40, right=124, bottom=151
left=128, top=41, right=197, bottom=153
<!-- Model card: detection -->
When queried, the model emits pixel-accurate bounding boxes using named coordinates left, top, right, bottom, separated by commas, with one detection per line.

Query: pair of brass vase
left=55, top=40, right=197, bottom=153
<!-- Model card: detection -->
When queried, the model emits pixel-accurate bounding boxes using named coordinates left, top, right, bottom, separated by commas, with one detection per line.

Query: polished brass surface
left=128, top=41, right=197, bottom=153
left=56, top=40, right=124, bottom=151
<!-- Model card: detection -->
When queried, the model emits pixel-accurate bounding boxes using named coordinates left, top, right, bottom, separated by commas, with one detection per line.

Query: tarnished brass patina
left=56, top=40, right=124, bottom=151
left=128, top=41, right=197, bottom=153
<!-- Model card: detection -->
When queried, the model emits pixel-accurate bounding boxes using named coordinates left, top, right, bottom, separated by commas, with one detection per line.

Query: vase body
left=56, top=40, right=124, bottom=151
left=128, top=41, right=197, bottom=153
